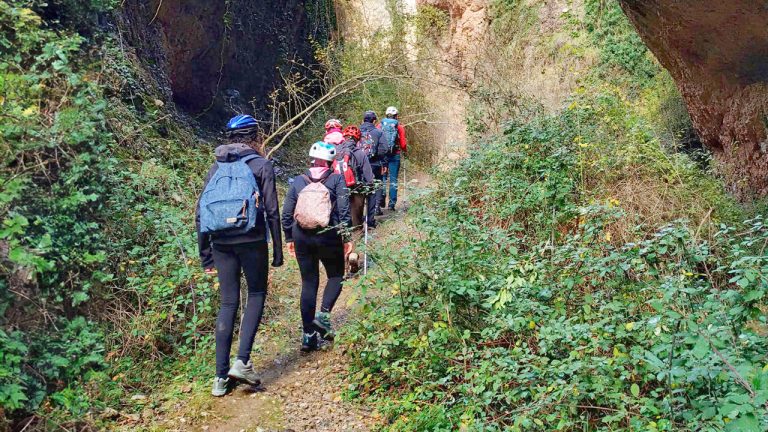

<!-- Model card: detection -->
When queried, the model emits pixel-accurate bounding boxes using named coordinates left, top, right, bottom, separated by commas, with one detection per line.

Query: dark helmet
left=363, top=110, right=377, bottom=123
left=226, top=114, right=259, bottom=137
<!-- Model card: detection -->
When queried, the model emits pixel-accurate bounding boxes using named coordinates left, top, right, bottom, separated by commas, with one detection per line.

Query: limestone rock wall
left=619, top=0, right=768, bottom=197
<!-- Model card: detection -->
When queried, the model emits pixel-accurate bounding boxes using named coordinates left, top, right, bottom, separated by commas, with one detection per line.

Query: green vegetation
left=1, top=1, right=216, bottom=427
left=414, top=5, right=449, bottom=40
left=1, top=0, right=114, bottom=418
left=1, top=0, right=432, bottom=428
left=349, top=97, right=766, bottom=430
left=4, top=0, right=768, bottom=430
left=347, top=1, right=768, bottom=431
left=584, top=0, right=658, bottom=87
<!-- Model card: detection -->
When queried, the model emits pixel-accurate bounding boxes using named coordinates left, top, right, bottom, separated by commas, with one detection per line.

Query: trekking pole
left=363, top=196, right=369, bottom=276
left=402, top=156, right=406, bottom=205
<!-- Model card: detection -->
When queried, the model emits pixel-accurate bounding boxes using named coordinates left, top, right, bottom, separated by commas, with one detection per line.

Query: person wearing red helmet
left=334, top=126, right=374, bottom=274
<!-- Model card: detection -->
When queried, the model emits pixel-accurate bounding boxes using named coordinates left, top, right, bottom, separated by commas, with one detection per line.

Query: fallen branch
left=264, top=72, right=411, bottom=158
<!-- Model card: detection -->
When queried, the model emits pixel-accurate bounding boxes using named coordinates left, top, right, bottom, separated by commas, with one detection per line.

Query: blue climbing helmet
left=226, top=114, right=259, bottom=137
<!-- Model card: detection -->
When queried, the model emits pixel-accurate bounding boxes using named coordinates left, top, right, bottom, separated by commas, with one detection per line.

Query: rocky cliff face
left=418, top=0, right=488, bottom=80
left=118, top=0, right=333, bottom=125
left=336, top=0, right=488, bottom=156
left=619, top=0, right=768, bottom=198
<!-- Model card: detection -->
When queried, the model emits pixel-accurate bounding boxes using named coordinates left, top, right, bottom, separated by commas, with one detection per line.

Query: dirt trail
left=194, top=168, right=429, bottom=432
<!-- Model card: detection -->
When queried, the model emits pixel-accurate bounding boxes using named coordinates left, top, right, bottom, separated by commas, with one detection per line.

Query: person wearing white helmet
left=282, top=142, right=353, bottom=352
left=378, top=106, right=407, bottom=210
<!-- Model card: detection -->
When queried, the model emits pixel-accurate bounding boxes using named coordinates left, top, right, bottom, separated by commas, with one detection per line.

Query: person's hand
left=344, top=242, right=354, bottom=257
left=287, top=242, right=296, bottom=258
left=382, top=166, right=389, bottom=175
left=204, top=267, right=217, bottom=275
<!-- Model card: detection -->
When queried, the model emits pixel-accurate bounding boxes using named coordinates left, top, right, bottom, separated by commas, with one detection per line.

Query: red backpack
left=332, top=149, right=357, bottom=187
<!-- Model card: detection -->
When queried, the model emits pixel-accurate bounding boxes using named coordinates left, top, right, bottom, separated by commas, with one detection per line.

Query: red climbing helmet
left=342, top=125, right=361, bottom=141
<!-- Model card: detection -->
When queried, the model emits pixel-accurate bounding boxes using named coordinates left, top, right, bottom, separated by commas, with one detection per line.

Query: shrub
left=584, top=0, right=658, bottom=86
left=414, top=5, right=449, bottom=41
left=347, top=96, right=766, bottom=430
left=1, top=1, right=214, bottom=425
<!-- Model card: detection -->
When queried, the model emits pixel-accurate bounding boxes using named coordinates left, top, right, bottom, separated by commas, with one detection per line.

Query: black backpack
left=371, top=129, right=389, bottom=161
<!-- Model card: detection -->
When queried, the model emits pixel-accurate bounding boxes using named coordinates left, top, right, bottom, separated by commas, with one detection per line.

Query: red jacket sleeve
left=397, top=124, right=407, bottom=153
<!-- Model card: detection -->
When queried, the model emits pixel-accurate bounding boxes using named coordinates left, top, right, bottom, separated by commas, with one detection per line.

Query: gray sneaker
left=227, top=359, right=261, bottom=386
left=212, top=377, right=229, bottom=397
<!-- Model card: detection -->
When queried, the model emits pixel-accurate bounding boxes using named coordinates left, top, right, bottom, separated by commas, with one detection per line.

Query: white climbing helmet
left=385, top=106, right=398, bottom=116
left=309, top=141, right=336, bottom=162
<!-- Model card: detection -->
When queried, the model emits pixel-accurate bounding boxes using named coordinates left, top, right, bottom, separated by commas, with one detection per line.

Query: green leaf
left=691, top=337, right=709, bottom=360
left=725, top=413, right=761, bottom=432
left=630, top=383, right=640, bottom=397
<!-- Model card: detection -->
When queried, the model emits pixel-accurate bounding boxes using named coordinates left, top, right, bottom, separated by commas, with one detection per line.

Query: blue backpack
left=380, top=118, right=399, bottom=155
left=199, top=154, right=261, bottom=236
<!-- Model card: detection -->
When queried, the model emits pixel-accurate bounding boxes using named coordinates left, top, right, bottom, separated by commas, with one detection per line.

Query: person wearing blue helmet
left=225, top=114, right=259, bottom=137
left=196, top=114, right=283, bottom=396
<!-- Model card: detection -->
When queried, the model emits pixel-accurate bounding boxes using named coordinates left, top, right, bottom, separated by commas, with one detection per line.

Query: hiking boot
left=348, top=252, right=360, bottom=275
left=388, top=205, right=396, bottom=211
left=301, top=331, right=321, bottom=352
left=313, top=312, right=335, bottom=341
left=227, top=359, right=261, bottom=386
left=375, top=208, right=384, bottom=216
left=211, top=377, right=229, bottom=397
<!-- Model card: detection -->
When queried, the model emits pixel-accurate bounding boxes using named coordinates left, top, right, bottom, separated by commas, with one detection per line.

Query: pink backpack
left=294, top=175, right=333, bottom=229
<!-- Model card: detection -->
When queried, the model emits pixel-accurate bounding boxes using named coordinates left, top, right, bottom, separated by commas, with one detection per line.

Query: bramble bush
left=1, top=0, right=115, bottom=417
left=347, top=97, right=768, bottom=430
left=1, top=0, right=216, bottom=427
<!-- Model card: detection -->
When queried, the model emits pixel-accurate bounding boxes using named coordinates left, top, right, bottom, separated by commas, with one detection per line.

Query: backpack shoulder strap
left=320, top=170, right=333, bottom=184
left=302, top=170, right=332, bottom=184
left=240, top=154, right=260, bottom=163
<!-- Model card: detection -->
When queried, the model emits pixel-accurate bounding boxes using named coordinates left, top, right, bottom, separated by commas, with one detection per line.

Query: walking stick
left=402, top=156, right=406, bottom=204
left=363, top=195, right=369, bottom=276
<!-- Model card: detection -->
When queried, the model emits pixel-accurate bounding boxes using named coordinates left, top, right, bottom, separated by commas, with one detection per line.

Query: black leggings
left=212, top=241, right=269, bottom=378
left=292, top=226, right=345, bottom=333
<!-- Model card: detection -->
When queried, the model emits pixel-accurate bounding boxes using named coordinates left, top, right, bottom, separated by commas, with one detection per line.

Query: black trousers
left=292, top=226, right=345, bottom=333
left=212, top=241, right=269, bottom=378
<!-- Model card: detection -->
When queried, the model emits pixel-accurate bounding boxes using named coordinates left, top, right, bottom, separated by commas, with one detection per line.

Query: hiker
left=334, top=125, right=375, bottom=274
left=197, top=114, right=284, bottom=397
left=379, top=106, right=407, bottom=211
left=359, top=110, right=388, bottom=221
left=323, top=118, right=345, bottom=145
left=281, top=142, right=353, bottom=352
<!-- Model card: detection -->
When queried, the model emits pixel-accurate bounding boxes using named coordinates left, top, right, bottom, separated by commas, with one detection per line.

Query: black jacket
left=359, top=121, right=388, bottom=166
left=197, top=143, right=284, bottom=269
left=281, top=170, right=352, bottom=242
left=338, top=138, right=374, bottom=188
